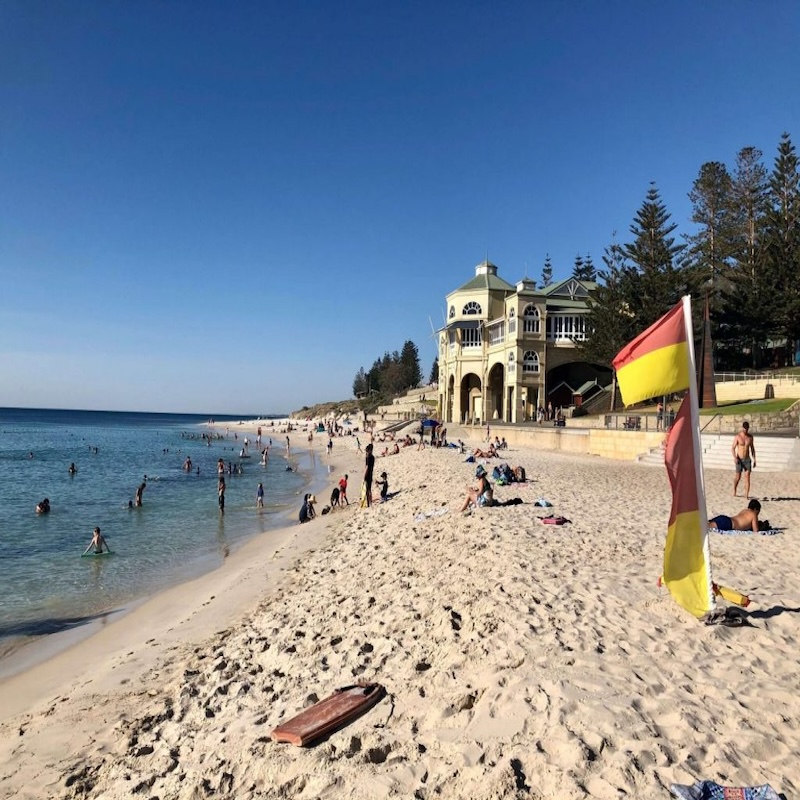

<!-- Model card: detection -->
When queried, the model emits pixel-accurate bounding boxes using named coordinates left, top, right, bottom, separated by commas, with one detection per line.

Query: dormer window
left=462, top=301, right=482, bottom=316
left=449, top=305, right=455, bottom=319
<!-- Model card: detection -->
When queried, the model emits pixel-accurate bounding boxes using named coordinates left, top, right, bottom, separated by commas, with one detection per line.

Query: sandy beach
left=2, top=426, right=799, bottom=799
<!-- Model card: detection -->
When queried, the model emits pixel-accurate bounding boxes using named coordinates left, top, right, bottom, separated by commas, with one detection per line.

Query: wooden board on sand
left=271, top=683, right=386, bottom=746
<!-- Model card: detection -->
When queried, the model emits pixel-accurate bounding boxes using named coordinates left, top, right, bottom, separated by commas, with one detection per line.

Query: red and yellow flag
left=663, top=396, right=713, bottom=617
left=612, top=302, right=690, bottom=406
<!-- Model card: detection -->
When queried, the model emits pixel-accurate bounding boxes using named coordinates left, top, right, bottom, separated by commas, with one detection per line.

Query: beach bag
left=491, top=466, right=503, bottom=483
left=499, top=464, right=514, bottom=484
left=514, top=466, right=526, bottom=483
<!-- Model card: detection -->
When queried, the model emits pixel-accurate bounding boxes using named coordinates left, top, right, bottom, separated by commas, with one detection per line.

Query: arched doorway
left=460, top=373, right=482, bottom=424
left=447, top=375, right=455, bottom=423
left=487, top=363, right=505, bottom=421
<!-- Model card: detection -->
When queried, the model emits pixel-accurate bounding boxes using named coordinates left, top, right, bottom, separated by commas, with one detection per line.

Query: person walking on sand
left=363, top=444, right=375, bottom=507
left=338, top=474, right=349, bottom=505
left=733, top=421, right=756, bottom=497
left=83, top=526, right=110, bottom=555
left=256, top=482, right=264, bottom=508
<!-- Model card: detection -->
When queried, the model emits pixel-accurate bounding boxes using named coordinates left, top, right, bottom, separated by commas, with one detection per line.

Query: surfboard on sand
left=271, top=683, right=386, bottom=746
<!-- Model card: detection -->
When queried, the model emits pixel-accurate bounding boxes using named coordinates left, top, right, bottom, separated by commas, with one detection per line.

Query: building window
left=508, top=308, right=516, bottom=336
left=488, top=320, right=505, bottom=345
left=508, top=352, right=515, bottom=373
left=449, top=305, right=455, bottom=319
left=462, top=327, right=482, bottom=348
left=448, top=329, right=457, bottom=351
left=523, top=350, right=540, bottom=373
left=523, top=304, right=540, bottom=334
left=546, top=314, right=587, bottom=341
left=462, top=301, right=482, bottom=316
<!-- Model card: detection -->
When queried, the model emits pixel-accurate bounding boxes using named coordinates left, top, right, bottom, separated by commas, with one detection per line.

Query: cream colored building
left=437, top=260, right=603, bottom=424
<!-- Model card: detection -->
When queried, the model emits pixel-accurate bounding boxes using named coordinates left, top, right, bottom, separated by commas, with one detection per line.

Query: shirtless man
left=83, top=526, right=110, bottom=554
left=709, top=499, right=761, bottom=533
left=732, top=421, right=756, bottom=497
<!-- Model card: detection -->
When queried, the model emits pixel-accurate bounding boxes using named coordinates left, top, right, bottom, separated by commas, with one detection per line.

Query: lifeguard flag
left=663, top=395, right=713, bottom=617
left=612, top=302, right=690, bottom=406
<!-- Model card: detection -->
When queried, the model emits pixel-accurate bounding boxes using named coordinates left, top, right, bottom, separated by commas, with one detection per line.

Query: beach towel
left=670, top=780, right=780, bottom=800
left=710, top=528, right=781, bottom=536
left=539, top=515, right=570, bottom=525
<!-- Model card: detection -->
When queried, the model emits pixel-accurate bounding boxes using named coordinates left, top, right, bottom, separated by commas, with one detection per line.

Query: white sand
left=1, top=430, right=799, bottom=799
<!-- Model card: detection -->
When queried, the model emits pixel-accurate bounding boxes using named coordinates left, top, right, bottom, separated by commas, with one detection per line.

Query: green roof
left=455, top=272, right=516, bottom=293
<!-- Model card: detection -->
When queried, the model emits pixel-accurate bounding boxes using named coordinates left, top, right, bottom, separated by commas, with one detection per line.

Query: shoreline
left=0, top=425, right=341, bottom=686
left=3, top=432, right=799, bottom=798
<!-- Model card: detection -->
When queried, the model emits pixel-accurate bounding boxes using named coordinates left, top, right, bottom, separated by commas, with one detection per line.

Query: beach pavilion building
left=437, top=259, right=610, bottom=425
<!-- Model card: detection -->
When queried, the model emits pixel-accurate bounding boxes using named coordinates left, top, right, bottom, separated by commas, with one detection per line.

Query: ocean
left=0, top=408, right=326, bottom=657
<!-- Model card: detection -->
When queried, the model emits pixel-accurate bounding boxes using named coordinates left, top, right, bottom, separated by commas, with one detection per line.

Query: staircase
left=637, top=434, right=800, bottom=472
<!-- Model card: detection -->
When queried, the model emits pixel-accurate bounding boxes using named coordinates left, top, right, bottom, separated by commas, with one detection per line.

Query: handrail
left=699, top=413, right=721, bottom=434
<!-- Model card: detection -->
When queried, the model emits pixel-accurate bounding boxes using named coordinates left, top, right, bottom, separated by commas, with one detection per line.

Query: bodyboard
left=82, top=551, right=113, bottom=557
left=271, top=682, right=385, bottom=746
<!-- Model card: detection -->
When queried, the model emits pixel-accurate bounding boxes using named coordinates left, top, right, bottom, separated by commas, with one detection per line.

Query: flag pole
left=681, top=294, right=715, bottom=610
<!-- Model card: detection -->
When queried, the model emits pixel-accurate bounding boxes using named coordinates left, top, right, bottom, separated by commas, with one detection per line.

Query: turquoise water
left=0, top=408, right=324, bottom=650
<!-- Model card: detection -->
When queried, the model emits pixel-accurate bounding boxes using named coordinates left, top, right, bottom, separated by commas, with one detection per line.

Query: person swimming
left=35, top=498, right=51, bottom=514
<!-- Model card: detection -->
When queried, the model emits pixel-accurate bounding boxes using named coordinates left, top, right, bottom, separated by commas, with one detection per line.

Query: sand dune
left=1, top=433, right=799, bottom=798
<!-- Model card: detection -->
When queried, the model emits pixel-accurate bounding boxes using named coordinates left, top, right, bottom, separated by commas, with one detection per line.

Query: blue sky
left=1, top=1, right=798, bottom=414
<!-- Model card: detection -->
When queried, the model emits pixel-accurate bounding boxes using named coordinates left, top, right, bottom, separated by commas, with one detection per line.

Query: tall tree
left=352, top=367, right=368, bottom=397
left=762, top=132, right=800, bottom=363
left=571, top=254, right=584, bottom=279
left=718, top=146, right=771, bottom=368
left=685, top=161, right=735, bottom=292
left=399, top=340, right=422, bottom=389
left=541, top=254, right=553, bottom=287
left=623, top=183, right=688, bottom=327
left=585, top=253, right=596, bottom=281
left=578, top=233, right=640, bottom=366
left=428, top=356, right=439, bottom=385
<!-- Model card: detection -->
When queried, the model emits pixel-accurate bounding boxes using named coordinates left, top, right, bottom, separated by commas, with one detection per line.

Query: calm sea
left=0, top=408, right=326, bottom=656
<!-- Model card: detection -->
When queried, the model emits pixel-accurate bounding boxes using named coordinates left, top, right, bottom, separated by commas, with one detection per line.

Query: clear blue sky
left=2, top=1, right=798, bottom=414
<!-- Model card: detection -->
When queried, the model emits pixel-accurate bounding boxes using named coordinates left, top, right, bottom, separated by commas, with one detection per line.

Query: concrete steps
left=637, top=434, right=800, bottom=472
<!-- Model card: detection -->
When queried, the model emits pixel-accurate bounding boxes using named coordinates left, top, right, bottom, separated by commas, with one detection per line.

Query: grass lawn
left=699, top=398, right=796, bottom=416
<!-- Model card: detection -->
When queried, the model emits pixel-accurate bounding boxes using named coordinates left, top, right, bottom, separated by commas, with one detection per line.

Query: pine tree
left=685, top=161, right=735, bottom=292
left=541, top=254, right=553, bottom=287
left=718, top=147, right=770, bottom=368
left=352, top=367, right=368, bottom=397
left=572, top=253, right=596, bottom=281
left=428, top=356, right=439, bottom=385
left=578, top=233, right=639, bottom=366
left=762, top=132, right=800, bottom=362
left=623, top=183, right=689, bottom=328
left=400, top=340, right=422, bottom=389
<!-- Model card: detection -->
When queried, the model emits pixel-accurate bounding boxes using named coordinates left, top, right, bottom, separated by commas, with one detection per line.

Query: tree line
left=352, top=340, right=425, bottom=401
left=565, top=132, right=800, bottom=371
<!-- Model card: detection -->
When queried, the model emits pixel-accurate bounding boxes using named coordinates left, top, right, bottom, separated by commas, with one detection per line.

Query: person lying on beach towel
left=708, top=499, right=761, bottom=533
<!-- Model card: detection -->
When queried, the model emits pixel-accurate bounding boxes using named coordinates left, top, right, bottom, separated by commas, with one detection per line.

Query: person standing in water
left=218, top=477, right=226, bottom=513
left=256, top=482, right=264, bottom=508
left=135, top=482, right=146, bottom=507
left=83, top=526, right=110, bottom=554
